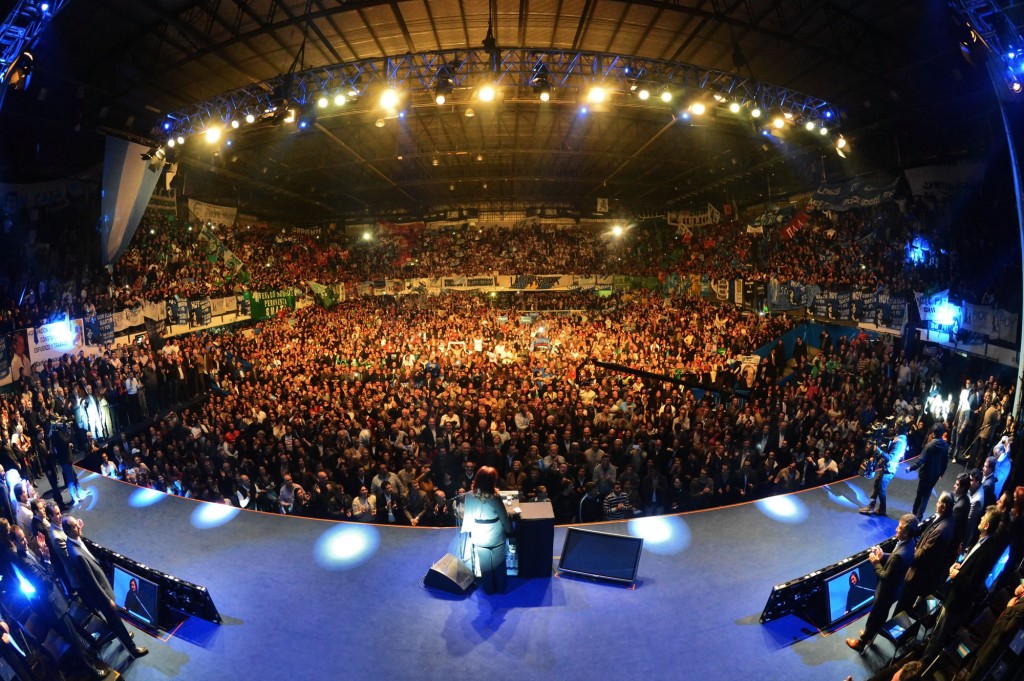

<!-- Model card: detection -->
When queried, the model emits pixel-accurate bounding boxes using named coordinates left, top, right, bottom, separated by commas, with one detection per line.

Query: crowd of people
left=0, top=192, right=1011, bottom=338
left=60, top=288, right=982, bottom=533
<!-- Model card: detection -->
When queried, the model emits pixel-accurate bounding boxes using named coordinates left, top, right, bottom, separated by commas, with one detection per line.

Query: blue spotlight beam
left=162, top=48, right=839, bottom=139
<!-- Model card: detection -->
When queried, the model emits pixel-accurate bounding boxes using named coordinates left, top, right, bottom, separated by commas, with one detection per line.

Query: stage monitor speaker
left=557, top=528, right=643, bottom=584
left=424, top=553, right=475, bottom=594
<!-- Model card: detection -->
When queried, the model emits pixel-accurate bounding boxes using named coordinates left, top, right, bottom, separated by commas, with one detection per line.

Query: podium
left=514, top=501, right=555, bottom=578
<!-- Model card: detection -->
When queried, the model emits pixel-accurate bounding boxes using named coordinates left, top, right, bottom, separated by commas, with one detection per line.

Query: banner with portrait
left=27, top=319, right=86, bottom=364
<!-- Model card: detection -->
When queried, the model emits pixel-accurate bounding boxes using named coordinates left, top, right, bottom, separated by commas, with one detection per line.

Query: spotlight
left=612, top=225, right=623, bottom=237
left=689, top=102, right=706, bottom=115
left=587, top=86, right=607, bottom=104
left=819, top=126, right=828, bottom=135
left=539, top=90, right=550, bottom=102
left=348, top=88, right=358, bottom=98
left=805, top=121, right=816, bottom=131
left=751, top=107, right=762, bottom=118
left=531, top=64, right=552, bottom=101
left=283, top=109, right=295, bottom=123
left=40, top=2, right=49, bottom=11
left=825, top=111, right=833, bottom=119
left=297, top=105, right=317, bottom=130
left=176, top=136, right=184, bottom=145
left=449, top=184, right=455, bottom=191
left=375, top=118, right=385, bottom=128
left=162, top=121, right=172, bottom=132
left=728, top=102, right=741, bottom=113
left=434, top=67, right=454, bottom=106
left=362, top=231, right=372, bottom=241
left=464, top=108, right=475, bottom=118
left=478, top=84, right=496, bottom=102
left=783, top=112, right=793, bottom=120
left=230, top=119, right=240, bottom=129
left=317, top=96, right=328, bottom=108
left=580, top=105, right=588, bottom=115
left=773, top=116, right=785, bottom=129
left=380, top=88, right=400, bottom=111
left=638, top=88, right=650, bottom=101
left=334, top=93, right=346, bottom=106
left=836, top=136, right=847, bottom=149
left=205, top=126, right=221, bottom=143
left=661, top=90, right=672, bottom=103
left=475, top=154, right=484, bottom=161
left=167, top=138, right=176, bottom=148
left=245, top=113, right=255, bottom=124
left=431, top=157, right=440, bottom=166
left=1014, top=79, right=1023, bottom=93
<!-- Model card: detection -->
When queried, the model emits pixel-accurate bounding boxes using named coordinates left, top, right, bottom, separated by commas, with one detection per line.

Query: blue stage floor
left=71, top=460, right=1003, bottom=681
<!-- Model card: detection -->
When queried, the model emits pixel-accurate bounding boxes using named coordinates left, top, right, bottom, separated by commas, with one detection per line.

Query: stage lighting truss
left=163, top=49, right=839, bottom=141
left=0, top=0, right=67, bottom=109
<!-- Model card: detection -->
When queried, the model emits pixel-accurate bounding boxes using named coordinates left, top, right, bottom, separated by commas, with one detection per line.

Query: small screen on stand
left=112, top=566, right=159, bottom=628
left=824, top=559, right=878, bottom=624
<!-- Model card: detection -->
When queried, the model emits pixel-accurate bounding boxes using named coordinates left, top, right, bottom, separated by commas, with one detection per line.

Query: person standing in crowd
left=462, top=466, right=513, bottom=594
left=907, top=423, right=949, bottom=519
left=895, top=492, right=955, bottom=615
left=62, top=515, right=149, bottom=659
left=921, top=506, right=1003, bottom=662
left=846, top=514, right=917, bottom=652
left=860, top=426, right=907, bottom=517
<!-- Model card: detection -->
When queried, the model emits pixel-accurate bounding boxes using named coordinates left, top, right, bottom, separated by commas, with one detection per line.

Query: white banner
left=915, top=289, right=950, bottom=322
left=188, top=199, right=238, bottom=226
left=28, top=319, right=86, bottom=364
left=668, top=203, right=721, bottom=230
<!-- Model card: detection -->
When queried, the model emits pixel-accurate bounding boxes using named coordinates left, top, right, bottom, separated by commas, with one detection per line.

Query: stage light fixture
left=245, top=113, right=255, bottom=124
left=751, top=107, right=762, bottom=118
left=689, top=102, right=706, bottom=115
left=836, top=136, right=847, bottom=149
left=580, top=105, right=589, bottom=115
left=334, top=93, right=346, bottom=106
left=728, top=102, right=741, bottom=113
left=176, top=136, right=185, bottom=145
left=531, top=63, right=552, bottom=102
left=612, top=225, right=623, bottom=237
left=819, top=126, right=828, bottom=135
left=539, top=89, right=550, bottom=102
left=166, top=138, right=176, bottom=148
left=434, top=66, right=454, bottom=105
left=283, top=109, right=295, bottom=123
left=317, top=96, right=328, bottom=108
left=587, top=86, right=607, bottom=104
left=362, top=231, right=372, bottom=241
left=478, top=84, right=496, bottom=102
left=638, top=88, right=650, bottom=101
left=464, top=107, right=475, bottom=118
left=230, top=120, right=239, bottom=129
left=805, top=121, right=816, bottom=131
left=162, top=121, right=172, bottom=132
left=380, top=88, right=400, bottom=111
left=375, top=118, right=385, bottom=128
left=772, top=116, right=785, bottom=129
left=205, top=126, right=221, bottom=143
left=660, top=90, right=673, bottom=103
left=475, top=153, right=484, bottom=161
left=783, top=112, right=793, bottom=120
left=431, top=157, right=440, bottom=166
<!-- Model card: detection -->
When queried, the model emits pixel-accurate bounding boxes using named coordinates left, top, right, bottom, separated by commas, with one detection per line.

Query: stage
left=68, top=462, right=1003, bottom=681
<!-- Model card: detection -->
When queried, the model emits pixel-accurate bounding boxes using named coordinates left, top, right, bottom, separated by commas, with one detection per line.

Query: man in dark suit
left=846, top=514, right=918, bottom=652
left=62, top=516, right=149, bottom=659
left=374, top=481, right=413, bottom=525
left=5, top=523, right=111, bottom=678
left=921, top=505, right=1004, bottom=662
left=907, top=424, right=949, bottom=519
left=895, top=492, right=955, bottom=615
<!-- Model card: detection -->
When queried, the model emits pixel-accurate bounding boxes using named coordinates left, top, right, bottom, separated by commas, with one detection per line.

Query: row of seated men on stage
left=842, top=424, right=1024, bottom=680
left=0, top=467, right=150, bottom=679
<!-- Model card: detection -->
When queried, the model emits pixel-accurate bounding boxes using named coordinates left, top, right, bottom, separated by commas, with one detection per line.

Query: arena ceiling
left=5, top=0, right=1002, bottom=221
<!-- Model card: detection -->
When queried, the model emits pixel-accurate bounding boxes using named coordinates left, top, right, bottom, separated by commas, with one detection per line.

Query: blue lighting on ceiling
left=627, top=515, right=691, bottom=555
left=190, top=503, right=240, bottom=529
left=162, top=121, right=172, bottom=131
left=755, top=495, right=809, bottom=523
left=761, top=129, right=770, bottom=136
left=825, top=111, right=833, bottom=119
left=580, top=106, right=588, bottom=115
left=129, top=488, right=167, bottom=508
left=313, top=524, right=380, bottom=571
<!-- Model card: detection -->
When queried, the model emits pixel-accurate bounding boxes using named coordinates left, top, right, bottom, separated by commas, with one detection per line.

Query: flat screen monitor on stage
left=557, top=528, right=643, bottom=584
left=112, top=566, right=159, bottom=627
left=824, top=559, right=878, bottom=625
